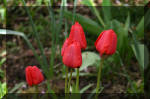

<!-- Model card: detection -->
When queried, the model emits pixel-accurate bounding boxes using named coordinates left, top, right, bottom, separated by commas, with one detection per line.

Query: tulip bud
left=95, top=29, right=117, bottom=56
left=69, top=22, right=87, bottom=50
left=25, top=66, right=44, bottom=86
left=63, top=41, right=82, bottom=68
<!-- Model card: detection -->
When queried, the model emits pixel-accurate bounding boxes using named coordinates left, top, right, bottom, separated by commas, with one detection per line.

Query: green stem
left=95, top=57, right=104, bottom=98
left=76, top=68, right=79, bottom=92
left=35, top=85, right=38, bottom=93
left=46, top=79, right=57, bottom=99
left=68, top=69, right=73, bottom=93
left=34, top=85, right=38, bottom=99
left=65, top=67, right=68, bottom=93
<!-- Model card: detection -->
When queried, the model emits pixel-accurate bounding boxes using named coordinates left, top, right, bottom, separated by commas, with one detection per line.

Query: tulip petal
left=31, top=66, right=44, bottom=85
left=63, top=42, right=82, bottom=68
left=61, top=38, right=69, bottom=56
left=95, top=29, right=117, bottom=56
left=25, top=66, right=33, bottom=86
left=69, top=22, right=87, bottom=49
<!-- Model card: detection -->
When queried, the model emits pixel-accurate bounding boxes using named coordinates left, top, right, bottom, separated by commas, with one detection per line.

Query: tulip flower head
left=69, top=22, right=87, bottom=50
left=95, top=29, right=117, bottom=56
left=25, top=66, right=44, bottom=86
left=62, top=41, right=82, bottom=68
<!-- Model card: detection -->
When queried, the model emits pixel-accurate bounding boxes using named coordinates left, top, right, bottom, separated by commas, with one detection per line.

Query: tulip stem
left=65, top=67, right=68, bottom=93
left=68, top=68, right=73, bottom=93
left=95, top=57, right=104, bottom=98
left=34, top=85, right=38, bottom=99
left=76, top=68, right=79, bottom=92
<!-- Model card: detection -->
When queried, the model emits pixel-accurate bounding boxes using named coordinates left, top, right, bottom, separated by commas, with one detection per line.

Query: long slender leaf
left=131, top=43, right=149, bottom=70
left=21, top=0, right=49, bottom=71
left=81, top=0, right=105, bottom=27
left=145, top=9, right=150, bottom=28
left=0, top=82, right=7, bottom=98
left=136, top=16, right=144, bottom=38
left=102, top=0, right=111, bottom=26
left=64, top=0, right=68, bottom=39
left=9, top=82, right=25, bottom=93
left=0, top=58, right=6, bottom=67
left=124, top=13, right=130, bottom=36
left=80, top=84, right=93, bottom=93
left=57, top=0, right=66, bottom=61
left=47, top=0, right=56, bottom=78
left=63, top=10, right=103, bottom=35
left=72, top=0, right=77, bottom=24
left=131, top=32, right=144, bottom=77
left=102, top=0, right=111, bottom=6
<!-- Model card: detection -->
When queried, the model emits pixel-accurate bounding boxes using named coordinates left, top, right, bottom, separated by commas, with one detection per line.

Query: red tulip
left=25, top=66, right=44, bottom=86
left=95, top=29, right=117, bottom=56
left=63, top=41, right=82, bottom=68
left=69, top=22, right=87, bottom=50
left=61, top=38, right=69, bottom=56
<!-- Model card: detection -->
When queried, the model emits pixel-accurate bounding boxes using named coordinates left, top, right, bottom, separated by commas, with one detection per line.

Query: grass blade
left=57, top=0, right=66, bottom=61
left=47, top=0, right=56, bottom=78
left=21, top=0, right=49, bottom=71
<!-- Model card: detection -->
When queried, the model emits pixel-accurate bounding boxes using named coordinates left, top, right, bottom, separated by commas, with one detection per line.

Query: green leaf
left=102, top=0, right=111, bottom=6
left=81, top=0, right=105, bottom=27
left=145, top=9, right=150, bottom=28
left=80, top=51, right=100, bottom=71
left=144, top=45, right=149, bottom=69
left=144, top=0, right=149, bottom=4
left=124, top=13, right=130, bottom=37
left=36, top=0, right=42, bottom=5
left=87, top=87, right=104, bottom=99
left=102, top=0, right=111, bottom=25
left=136, top=16, right=144, bottom=38
left=63, top=10, right=102, bottom=35
left=9, top=82, right=25, bottom=93
left=111, top=20, right=126, bottom=50
left=0, top=82, right=7, bottom=98
left=0, top=58, right=6, bottom=67
left=71, top=83, right=76, bottom=93
left=80, top=0, right=92, bottom=6
left=80, top=84, right=93, bottom=93
left=131, top=44, right=149, bottom=70
left=0, top=8, right=6, bottom=21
